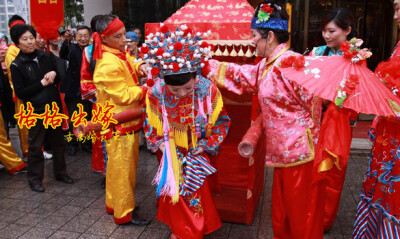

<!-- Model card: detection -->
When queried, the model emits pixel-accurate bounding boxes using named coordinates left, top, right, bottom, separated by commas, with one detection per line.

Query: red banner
left=30, top=0, right=64, bottom=27
left=30, top=0, right=64, bottom=41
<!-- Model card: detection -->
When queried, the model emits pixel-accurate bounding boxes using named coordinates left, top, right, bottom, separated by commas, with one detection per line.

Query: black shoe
left=67, top=145, right=78, bottom=156
left=30, top=183, right=45, bottom=192
left=101, top=177, right=106, bottom=189
left=130, top=211, right=150, bottom=226
left=55, top=175, right=74, bottom=184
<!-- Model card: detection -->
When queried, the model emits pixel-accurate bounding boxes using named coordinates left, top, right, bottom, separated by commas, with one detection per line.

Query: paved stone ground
left=0, top=128, right=370, bottom=239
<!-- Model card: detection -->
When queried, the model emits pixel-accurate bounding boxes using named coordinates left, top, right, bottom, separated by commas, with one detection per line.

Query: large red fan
left=279, top=55, right=400, bottom=116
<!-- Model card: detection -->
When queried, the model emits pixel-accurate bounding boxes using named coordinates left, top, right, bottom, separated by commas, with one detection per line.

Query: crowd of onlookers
left=0, top=14, right=143, bottom=190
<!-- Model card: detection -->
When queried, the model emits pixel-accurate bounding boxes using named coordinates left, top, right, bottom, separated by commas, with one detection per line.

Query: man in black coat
left=60, top=26, right=92, bottom=156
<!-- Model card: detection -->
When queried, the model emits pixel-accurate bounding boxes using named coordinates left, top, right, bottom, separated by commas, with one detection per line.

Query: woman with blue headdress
left=203, top=1, right=323, bottom=238
left=142, top=23, right=231, bottom=239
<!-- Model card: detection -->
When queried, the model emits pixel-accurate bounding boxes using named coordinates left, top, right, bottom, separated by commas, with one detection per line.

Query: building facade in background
left=0, top=0, right=29, bottom=36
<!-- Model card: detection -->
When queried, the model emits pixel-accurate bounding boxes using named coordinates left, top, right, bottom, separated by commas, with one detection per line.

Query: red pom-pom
left=172, top=62, right=180, bottom=72
left=201, top=66, right=210, bottom=78
left=140, top=45, right=149, bottom=54
left=151, top=67, right=160, bottom=76
left=146, top=79, right=155, bottom=87
left=200, top=42, right=209, bottom=48
left=209, top=44, right=215, bottom=51
left=174, top=42, right=183, bottom=51
left=156, top=48, right=164, bottom=56
left=184, top=28, right=193, bottom=36
left=160, top=25, right=169, bottom=34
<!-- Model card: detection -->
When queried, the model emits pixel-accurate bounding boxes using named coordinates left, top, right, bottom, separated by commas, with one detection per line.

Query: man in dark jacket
left=10, top=24, right=73, bottom=192
left=60, top=25, right=92, bottom=155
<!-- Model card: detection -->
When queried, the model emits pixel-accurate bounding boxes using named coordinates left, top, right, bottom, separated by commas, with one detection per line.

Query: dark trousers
left=27, top=119, right=67, bottom=184
left=65, top=96, right=92, bottom=147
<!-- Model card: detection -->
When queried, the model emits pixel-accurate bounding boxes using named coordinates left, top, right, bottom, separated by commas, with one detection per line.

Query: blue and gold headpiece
left=251, top=3, right=288, bottom=32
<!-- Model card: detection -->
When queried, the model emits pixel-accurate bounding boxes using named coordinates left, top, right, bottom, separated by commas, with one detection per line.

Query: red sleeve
left=80, top=50, right=97, bottom=100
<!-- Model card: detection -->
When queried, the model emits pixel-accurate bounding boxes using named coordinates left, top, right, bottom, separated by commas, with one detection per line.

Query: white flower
left=304, top=61, right=310, bottom=67
left=142, top=43, right=147, bottom=47
left=351, top=57, right=360, bottom=63
left=169, top=65, right=173, bottom=69
left=196, top=32, right=201, bottom=36
left=169, top=46, right=174, bottom=50
left=337, top=90, right=346, bottom=98
left=159, top=42, right=164, bottom=47
left=181, top=24, right=188, bottom=30
left=163, top=65, right=168, bottom=69
left=310, top=68, right=320, bottom=74
left=340, top=79, right=346, bottom=88
left=155, top=32, right=160, bottom=36
left=189, top=40, right=193, bottom=45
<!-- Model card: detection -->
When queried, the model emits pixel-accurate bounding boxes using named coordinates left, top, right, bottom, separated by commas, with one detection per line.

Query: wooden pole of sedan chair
left=287, top=3, right=292, bottom=48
